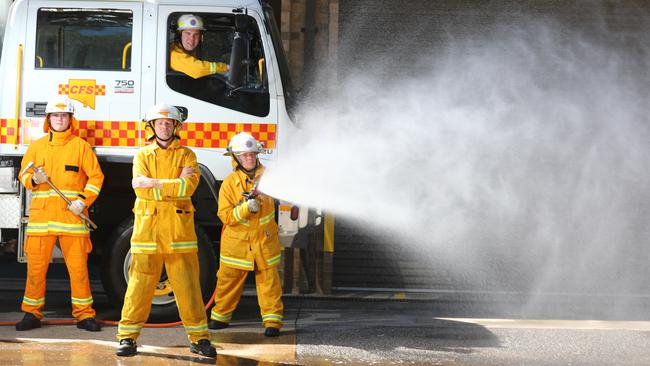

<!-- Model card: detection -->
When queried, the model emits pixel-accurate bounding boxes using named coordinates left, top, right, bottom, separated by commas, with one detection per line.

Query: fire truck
left=0, top=0, right=309, bottom=321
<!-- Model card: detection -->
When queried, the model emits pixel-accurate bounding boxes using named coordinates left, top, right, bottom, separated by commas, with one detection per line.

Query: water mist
left=260, top=12, right=650, bottom=318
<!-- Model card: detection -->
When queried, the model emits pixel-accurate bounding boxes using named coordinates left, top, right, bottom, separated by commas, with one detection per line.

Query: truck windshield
left=262, top=4, right=295, bottom=118
left=35, top=8, right=133, bottom=71
left=166, top=12, right=269, bottom=117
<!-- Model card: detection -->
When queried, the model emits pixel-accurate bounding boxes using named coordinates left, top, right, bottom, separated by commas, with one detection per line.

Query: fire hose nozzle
left=241, top=179, right=261, bottom=200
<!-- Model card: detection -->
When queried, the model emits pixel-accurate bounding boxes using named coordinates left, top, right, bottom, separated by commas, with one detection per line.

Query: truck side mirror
left=234, top=13, right=251, bottom=33
left=228, top=14, right=254, bottom=91
left=228, top=32, right=245, bottom=89
left=174, top=106, right=188, bottom=122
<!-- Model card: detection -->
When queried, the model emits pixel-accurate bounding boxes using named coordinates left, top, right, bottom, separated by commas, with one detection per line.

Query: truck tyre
left=100, top=218, right=217, bottom=323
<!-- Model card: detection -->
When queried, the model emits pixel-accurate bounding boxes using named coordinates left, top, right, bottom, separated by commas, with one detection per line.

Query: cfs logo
left=58, top=79, right=106, bottom=110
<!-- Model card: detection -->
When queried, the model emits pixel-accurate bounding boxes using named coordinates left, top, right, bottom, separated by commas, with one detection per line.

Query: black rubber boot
left=116, top=338, right=137, bottom=357
left=15, top=313, right=41, bottom=331
left=208, top=319, right=229, bottom=329
left=190, top=339, right=217, bottom=358
left=264, top=327, right=280, bottom=337
left=77, top=317, right=101, bottom=332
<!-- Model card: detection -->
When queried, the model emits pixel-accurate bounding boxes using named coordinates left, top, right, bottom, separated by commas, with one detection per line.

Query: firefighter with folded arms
left=209, top=132, right=284, bottom=337
left=170, top=14, right=228, bottom=79
left=115, top=104, right=216, bottom=358
left=16, top=96, right=104, bottom=332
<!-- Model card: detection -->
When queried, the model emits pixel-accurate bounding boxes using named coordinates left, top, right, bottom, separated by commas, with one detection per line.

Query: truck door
left=155, top=6, right=278, bottom=179
left=22, top=1, right=143, bottom=146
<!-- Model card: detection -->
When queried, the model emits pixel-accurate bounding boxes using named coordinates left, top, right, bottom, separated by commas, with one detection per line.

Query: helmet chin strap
left=148, top=121, right=179, bottom=142
left=233, top=154, right=258, bottom=177
left=154, top=132, right=175, bottom=142
left=48, top=121, right=71, bottom=132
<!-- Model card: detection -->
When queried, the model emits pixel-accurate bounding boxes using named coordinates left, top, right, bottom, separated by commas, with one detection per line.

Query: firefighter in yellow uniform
left=209, top=132, right=284, bottom=337
left=17, top=96, right=104, bottom=332
left=170, top=14, right=228, bottom=79
left=116, top=104, right=216, bottom=358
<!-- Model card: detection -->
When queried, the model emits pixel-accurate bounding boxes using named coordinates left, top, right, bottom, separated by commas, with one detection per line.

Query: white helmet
left=45, top=96, right=75, bottom=115
left=43, top=96, right=78, bottom=132
left=177, top=14, right=204, bottom=31
left=144, top=104, right=182, bottom=123
left=227, top=132, right=264, bottom=155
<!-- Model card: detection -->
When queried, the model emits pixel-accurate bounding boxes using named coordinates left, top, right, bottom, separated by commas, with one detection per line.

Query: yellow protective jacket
left=20, top=129, right=104, bottom=237
left=170, top=42, right=228, bottom=79
left=218, top=164, right=281, bottom=271
left=130, top=139, right=200, bottom=254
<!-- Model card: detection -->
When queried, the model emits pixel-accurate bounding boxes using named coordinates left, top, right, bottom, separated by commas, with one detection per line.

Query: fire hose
left=0, top=287, right=217, bottom=328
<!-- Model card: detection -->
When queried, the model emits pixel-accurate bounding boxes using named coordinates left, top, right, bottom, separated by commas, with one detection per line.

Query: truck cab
left=0, top=0, right=307, bottom=321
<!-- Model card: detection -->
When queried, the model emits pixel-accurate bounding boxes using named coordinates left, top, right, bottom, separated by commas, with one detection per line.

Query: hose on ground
left=0, top=286, right=217, bottom=328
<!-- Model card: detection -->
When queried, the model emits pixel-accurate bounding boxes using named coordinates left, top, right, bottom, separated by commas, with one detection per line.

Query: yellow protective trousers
left=211, top=265, right=284, bottom=329
left=21, top=235, right=95, bottom=320
left=117, top=253, right=209, bottom=343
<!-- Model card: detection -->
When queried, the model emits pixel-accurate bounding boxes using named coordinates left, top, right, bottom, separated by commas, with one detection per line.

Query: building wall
left=279, top=0, right=339, bottom=92
left=278, top=0, right=650, bottom=293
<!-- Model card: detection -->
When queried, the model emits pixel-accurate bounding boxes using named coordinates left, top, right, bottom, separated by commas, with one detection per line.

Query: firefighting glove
left=32, top=167, right=48, bottom=185
left=247, top=198, right=260, bottom=213
left=67, top=199, right=86, bottom=216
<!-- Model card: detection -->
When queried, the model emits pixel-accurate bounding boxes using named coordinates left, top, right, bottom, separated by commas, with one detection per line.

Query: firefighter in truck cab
left=16, top=96, right=104, bottom=332
left=170, top=14, right=229, bottom=79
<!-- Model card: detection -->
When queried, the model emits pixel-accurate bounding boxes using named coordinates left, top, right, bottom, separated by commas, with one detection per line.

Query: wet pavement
left=1, top=274, right=650, bottom=365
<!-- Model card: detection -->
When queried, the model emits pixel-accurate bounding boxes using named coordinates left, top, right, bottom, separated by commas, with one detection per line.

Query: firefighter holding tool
left=16, top=96, right=104, bottom=332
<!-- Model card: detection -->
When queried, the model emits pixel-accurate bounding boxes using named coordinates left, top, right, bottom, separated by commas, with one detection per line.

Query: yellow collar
left=48, top=129, right=73, bottom=146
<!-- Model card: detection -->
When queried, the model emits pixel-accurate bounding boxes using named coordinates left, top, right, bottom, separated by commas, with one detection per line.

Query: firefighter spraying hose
left=208, top=132, right=284, bottom=337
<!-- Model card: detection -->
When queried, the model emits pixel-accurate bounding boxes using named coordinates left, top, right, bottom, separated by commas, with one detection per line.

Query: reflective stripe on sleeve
left=21, top=174, right=31, bottom=187
left=84, top=183, right=101, bottom=195
left=232, top=205, right=250, bottom=226
left=177, top=177, right=187, bottom=197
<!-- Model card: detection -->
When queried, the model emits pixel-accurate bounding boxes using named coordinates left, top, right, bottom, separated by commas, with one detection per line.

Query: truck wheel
left=100, top=218, right=217, bottom=323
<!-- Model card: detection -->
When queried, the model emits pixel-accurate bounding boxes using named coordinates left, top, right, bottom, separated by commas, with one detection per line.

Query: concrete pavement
left=1, top=279, right=650, bottom=365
